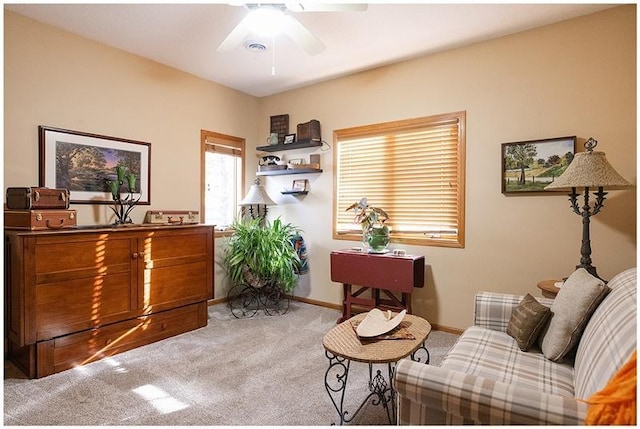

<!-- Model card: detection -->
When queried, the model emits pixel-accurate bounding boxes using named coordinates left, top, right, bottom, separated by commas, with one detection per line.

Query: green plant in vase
left=346, top=197, right=391, bottom=252
left=222, top=217, right=301, bottom=293
left=105, top=165, right=140, bottom=225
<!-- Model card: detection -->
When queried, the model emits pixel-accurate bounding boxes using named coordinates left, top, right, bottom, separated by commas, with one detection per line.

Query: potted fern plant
left=222, top=217, right=301, bottom=316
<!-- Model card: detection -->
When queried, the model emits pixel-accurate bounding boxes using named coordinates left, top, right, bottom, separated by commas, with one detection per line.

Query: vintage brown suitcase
left=4, top=209, right=77, bottom=230
left=6, top=187, right=70, bottom=210
left=296, top=119, right=321, bottom=142
left=144, top=210, right=199, bottom=225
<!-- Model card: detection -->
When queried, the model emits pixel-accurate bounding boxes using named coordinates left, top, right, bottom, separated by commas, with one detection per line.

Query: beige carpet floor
left=4, top=301, right=458, bottom=426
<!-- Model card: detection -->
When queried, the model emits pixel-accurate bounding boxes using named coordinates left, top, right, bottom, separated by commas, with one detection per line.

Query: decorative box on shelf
left=258, top=165, right=287, bottom=172
left=288, top=163, right=320, bottom=170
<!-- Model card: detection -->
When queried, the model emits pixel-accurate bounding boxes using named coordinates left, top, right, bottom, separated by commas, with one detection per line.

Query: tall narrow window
left=333, top=111, right=466, bottom=248
left=201, top=130, right=244, bottom=229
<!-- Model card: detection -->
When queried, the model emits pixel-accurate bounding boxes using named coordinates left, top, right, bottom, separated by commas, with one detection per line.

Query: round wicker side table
left=322, top=312, right=431, bottom=425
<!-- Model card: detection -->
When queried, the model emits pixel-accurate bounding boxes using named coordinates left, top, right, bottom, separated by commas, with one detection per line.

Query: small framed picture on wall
left=292, top=179, right=308, bottom=192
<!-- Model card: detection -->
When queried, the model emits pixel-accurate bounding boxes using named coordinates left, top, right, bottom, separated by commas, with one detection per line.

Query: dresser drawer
left=33, top=302, right=208, bottom=378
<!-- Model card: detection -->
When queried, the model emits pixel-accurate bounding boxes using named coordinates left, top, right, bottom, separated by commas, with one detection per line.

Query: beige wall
left=4, top=10, right=259, bottom=224
left=5, top=6, right=636, bottom=330
left=257, top=5, right=636, bottom=329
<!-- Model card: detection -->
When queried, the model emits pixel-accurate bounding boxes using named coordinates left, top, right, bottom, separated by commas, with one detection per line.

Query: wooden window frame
left=200, top=129, right=245, bottom=236
left=332, top=111, right=466, bottom=248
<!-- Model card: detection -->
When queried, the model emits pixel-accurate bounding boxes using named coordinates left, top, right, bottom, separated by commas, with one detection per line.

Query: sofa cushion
left=539, top=268, right=609, bottom=362
left=441, top=326, right=575, bottom=397
left=574, top=268, right=636, bottom=400
left=507, top=294, right=551, bottom=351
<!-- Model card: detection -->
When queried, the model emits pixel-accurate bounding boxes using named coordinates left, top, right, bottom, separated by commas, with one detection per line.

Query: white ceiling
left=6, top=2, right=615, bottom=97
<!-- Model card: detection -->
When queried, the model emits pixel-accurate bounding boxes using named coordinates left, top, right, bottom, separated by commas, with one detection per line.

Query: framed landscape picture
left=39, top=126, right=151, bottom=204
left=501, top=136, right=576, bottom=193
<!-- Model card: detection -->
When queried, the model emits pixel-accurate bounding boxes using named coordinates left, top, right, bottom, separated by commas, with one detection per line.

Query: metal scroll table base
left=324, top=344, right=430, bottom=425
left=226, top=283, right=290, bottom=318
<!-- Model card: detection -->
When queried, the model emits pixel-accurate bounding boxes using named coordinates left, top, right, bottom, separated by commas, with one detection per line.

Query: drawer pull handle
left=161, top=323, right=168, bottom=330
left=132, top=252, right=138, bottom=259
left=105, top=339, right=112, bottom=345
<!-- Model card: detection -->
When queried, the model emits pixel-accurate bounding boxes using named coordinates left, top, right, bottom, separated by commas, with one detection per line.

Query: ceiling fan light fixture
left=244, top=41, right=267, bottom=52
left=244, top=7, right=287, bottom=37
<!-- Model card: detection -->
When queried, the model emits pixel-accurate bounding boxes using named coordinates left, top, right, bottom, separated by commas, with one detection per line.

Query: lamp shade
left=545, top=143, right=631, bottom=191
left=239, top=178, right=276, bottom=206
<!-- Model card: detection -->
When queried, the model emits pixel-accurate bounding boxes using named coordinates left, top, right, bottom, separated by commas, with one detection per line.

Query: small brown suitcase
left=144, top=210, right=199, bottom=225
left=4, top=209, right=77, bottom=230
left=6, top=187, right=70, bottom=210
left=296, top=119, right=321, bottom=142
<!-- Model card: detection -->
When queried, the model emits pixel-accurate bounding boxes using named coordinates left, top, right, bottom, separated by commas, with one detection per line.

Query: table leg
left=366, top=362, right=396, bottom=424
left=324, top=350, right=350, bottom=425
left=410, top=341, right=430, bottom=364
left=324, top=350, right=398, bottom=425
left=403, top=292, right=412, bottom=314
left=338, top=283, right=352, bottom=323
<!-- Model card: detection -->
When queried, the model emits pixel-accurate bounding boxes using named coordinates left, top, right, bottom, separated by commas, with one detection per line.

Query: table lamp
left=239, top=177, right=276, bottom=220
left=544, top=137, right=632, bottom=280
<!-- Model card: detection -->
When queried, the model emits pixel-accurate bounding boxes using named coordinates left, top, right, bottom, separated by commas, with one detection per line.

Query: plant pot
left=364, top=225, right=390, bottom=252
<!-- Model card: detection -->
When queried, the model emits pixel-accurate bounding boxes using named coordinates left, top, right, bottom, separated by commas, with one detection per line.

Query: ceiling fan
left=217, top=3, right=368, bottom=56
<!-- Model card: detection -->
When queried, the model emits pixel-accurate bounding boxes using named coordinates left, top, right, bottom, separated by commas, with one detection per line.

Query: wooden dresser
left=4, top=224, right=214, bottom=378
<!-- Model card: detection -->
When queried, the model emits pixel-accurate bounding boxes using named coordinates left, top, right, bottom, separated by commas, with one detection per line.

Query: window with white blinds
left=201, top=130, right=245, bottom=229
left=333, top=111, right=465, bottom=248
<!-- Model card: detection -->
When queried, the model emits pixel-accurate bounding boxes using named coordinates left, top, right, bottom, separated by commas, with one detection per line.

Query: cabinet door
left=33, top=235, right=137, bottom=342
left=138, top=228, right=213, bottom=312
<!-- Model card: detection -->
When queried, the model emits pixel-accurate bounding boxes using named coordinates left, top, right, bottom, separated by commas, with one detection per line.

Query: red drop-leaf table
left=330, top=249, right=425, bottom=323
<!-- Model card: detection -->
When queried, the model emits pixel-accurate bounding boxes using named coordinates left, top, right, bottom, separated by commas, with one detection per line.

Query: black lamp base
left=568, top=186, right=607, bottom=283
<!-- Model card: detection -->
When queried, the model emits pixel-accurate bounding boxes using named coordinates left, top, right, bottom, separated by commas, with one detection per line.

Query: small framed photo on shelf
left=284, top=134, right=296, bottom=144
left=292, top=179, right=308, bottom=192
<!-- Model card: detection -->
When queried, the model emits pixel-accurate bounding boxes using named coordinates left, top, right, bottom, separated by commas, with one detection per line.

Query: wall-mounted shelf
left=257, top=168, right=322, bottom=176
left=256, top=139, right=322, bottom=153
left=281, top=190, right=309, bottom=196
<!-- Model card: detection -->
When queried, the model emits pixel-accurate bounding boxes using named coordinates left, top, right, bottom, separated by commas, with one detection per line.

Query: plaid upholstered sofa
left=394, top=267, right=636, bottom=425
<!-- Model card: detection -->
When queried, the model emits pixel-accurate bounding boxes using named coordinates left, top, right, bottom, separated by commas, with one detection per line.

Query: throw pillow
left=539, top=268, right=610, bottom=362
left=507, top=293, right=551, bottom=351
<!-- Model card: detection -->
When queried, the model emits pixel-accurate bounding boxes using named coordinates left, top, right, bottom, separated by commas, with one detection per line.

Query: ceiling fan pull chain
left=271, top=34, right=276, bottom=76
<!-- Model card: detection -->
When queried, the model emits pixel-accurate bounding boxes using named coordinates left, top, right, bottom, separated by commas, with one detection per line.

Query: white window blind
left=334, top=111, right=465, bottom=248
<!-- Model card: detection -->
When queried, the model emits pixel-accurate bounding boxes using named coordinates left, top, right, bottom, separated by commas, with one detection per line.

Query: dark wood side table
left=537, top=279, right=562, bottom=298
left=330, top=249, right=425, bottom=323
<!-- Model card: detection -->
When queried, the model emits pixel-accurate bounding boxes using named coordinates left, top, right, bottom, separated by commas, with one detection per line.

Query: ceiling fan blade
left=286, top=3, right=368, bottom=12
left=217, top=19, right=251, bottom=52
left=282, top=16, right=325, bottom=56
